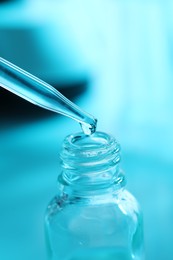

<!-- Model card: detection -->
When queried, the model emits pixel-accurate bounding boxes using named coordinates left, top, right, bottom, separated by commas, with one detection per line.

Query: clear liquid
left=80, top=121, right=97, bottom=135
left=66, top=247, right=133, bottom=260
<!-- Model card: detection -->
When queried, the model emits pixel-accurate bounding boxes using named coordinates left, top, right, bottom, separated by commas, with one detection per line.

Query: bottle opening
left=64, top=132, right=118, bottom=156
left=61, top=132, right=121, bottom=171
left=60, top=131, right=124, bottom=191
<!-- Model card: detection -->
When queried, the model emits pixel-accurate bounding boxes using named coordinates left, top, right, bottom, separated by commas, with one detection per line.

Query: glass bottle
left=45, top=132, right=144, bottom=260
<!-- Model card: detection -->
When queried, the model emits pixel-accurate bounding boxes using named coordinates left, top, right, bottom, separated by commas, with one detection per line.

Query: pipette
left=0, top=57, right=97, bottom=135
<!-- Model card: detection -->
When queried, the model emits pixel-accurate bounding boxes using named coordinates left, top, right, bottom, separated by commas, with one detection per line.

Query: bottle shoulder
left=45, top=188, right=141, bottom=222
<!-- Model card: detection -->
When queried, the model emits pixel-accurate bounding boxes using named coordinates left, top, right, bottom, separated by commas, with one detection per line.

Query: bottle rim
left=61, top=131, right=120, bottom=159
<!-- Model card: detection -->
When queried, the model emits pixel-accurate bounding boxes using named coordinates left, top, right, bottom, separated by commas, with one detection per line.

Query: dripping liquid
left=80, top=121, right=97, bottom=136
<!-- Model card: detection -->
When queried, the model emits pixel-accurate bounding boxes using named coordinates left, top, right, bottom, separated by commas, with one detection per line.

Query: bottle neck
left=59, top=132, right=125, bottom=194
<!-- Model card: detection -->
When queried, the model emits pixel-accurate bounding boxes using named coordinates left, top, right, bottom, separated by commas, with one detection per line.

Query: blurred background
left=0, top=0, right=173, bottom=259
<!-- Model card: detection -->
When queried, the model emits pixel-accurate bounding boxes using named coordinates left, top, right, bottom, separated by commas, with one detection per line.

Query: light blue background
left=1, top=0, right=173, bottom=259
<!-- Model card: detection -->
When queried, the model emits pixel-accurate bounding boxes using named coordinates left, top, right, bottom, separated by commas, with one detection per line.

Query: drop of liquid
left=80, top=119, right=97, bottom=135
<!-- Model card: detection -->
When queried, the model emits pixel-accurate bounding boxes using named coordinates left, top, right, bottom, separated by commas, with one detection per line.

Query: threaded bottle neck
left=59, top=132, right=125, bottom=191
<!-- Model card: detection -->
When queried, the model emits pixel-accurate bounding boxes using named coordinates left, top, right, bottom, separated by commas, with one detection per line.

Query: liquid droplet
left=80, top=120, right=97, bottom=135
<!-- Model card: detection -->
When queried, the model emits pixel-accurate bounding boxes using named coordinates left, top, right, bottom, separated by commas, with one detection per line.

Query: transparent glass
left=45, top=132, right=144, bottom=260
left=0, top=57, right=97, bottom=135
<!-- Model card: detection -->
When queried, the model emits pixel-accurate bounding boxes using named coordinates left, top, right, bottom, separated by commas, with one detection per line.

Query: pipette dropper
left=0, top=57, right=97, bottom=135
